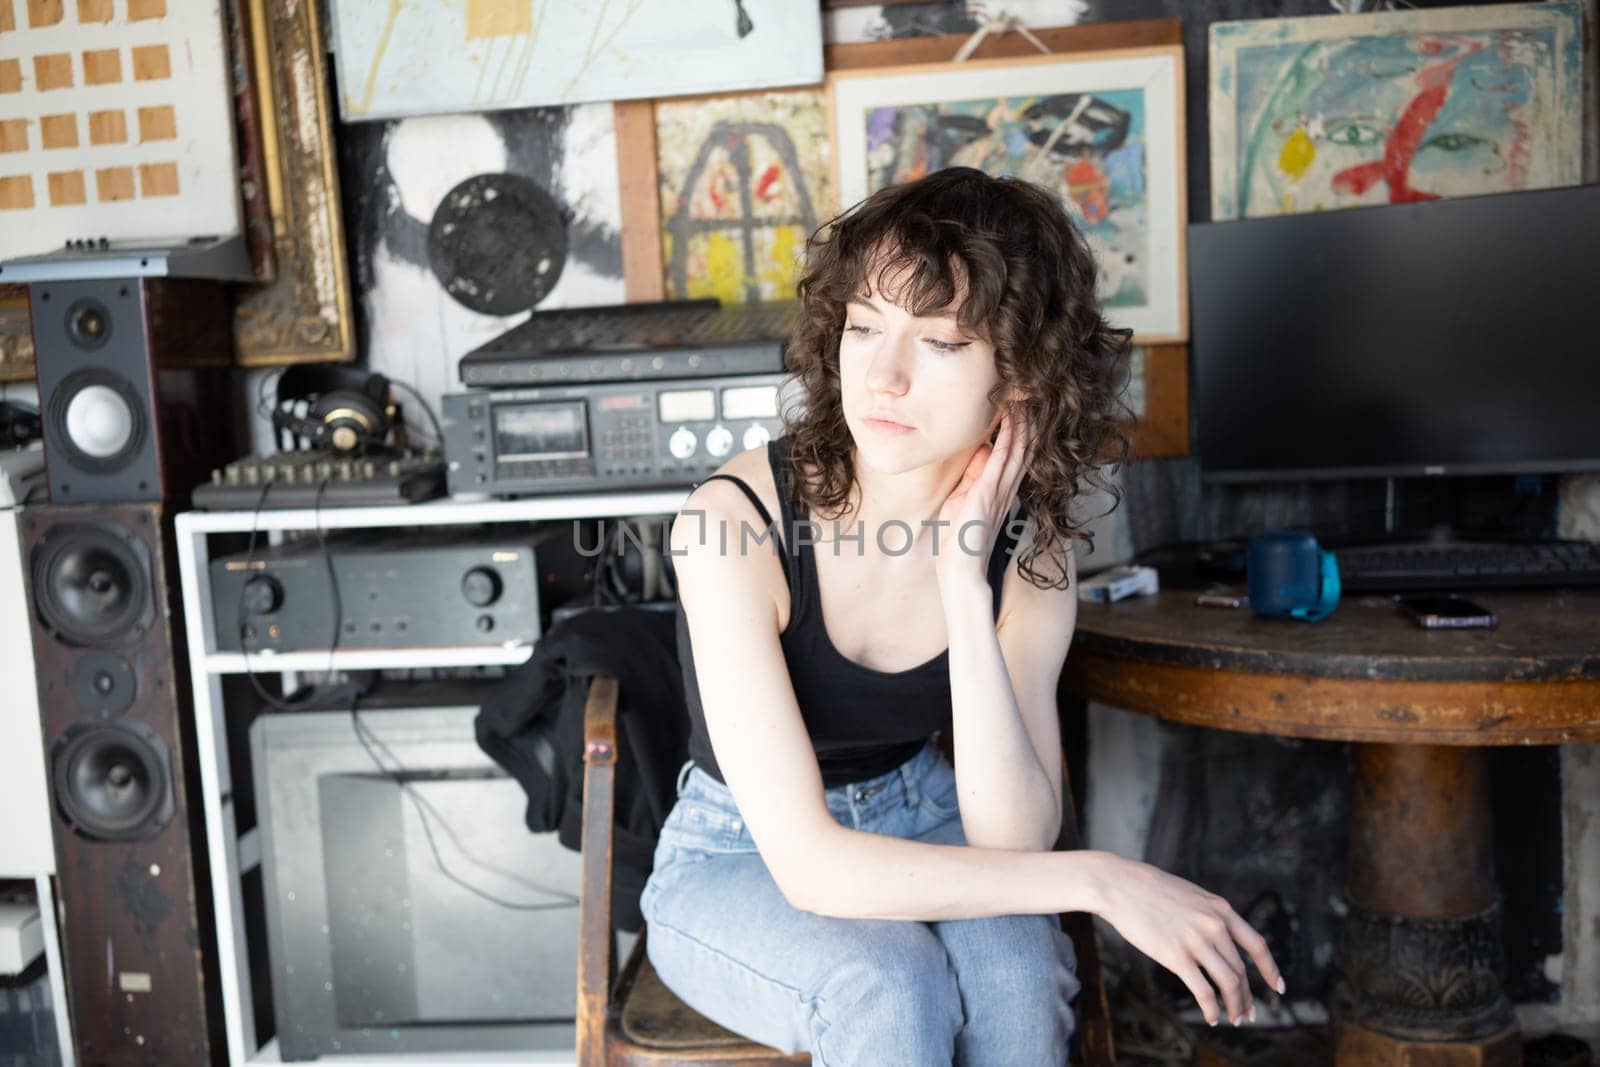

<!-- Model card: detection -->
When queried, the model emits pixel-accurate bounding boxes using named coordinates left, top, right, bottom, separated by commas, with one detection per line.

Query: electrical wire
left=387, top=378, right=445, bottom=447
left=236, top=477, right=575, bottom=910
left=238, top=481, right=306, bottom=713
left=345, top=699, right=578, bottom=912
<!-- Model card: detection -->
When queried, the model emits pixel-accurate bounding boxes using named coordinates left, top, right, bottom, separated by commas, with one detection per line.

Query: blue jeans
left=639, top=740, right=1081, bottom=1066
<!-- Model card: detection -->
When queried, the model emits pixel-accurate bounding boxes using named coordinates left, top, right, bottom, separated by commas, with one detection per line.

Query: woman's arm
left=672, top=480, right=1283, bottom=1026
left=944, top=517, right=1075, bottom=851
left=672, top=481, right=1082, bottom=920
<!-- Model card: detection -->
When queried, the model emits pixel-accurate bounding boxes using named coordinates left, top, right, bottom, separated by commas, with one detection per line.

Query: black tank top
left=678, top=435, right=1023, bottom=789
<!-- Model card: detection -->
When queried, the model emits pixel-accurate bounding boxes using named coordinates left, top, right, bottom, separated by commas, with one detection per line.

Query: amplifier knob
left=241, top=575, right=283, bottom=615
left=705, top=425, right=733, bottom=457
left=743, top=425, right=771, bottom=451
left=461, top=566, right=503, bottom=607
left=668, top=427, right=697, bottom=460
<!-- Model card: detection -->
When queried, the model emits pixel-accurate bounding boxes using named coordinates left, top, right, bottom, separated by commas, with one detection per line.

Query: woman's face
left=837, top=279, right=1006, bottom=474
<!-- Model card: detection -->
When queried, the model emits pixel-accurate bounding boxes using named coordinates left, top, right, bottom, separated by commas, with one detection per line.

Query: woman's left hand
left=935, top=404, right=1029, bottom=592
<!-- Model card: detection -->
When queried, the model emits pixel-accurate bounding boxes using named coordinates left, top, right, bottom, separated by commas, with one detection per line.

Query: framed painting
left=328, top=0, right=824, bottom=122
left=828, top=46, right=1188, bottom=344
left=230, top=0, right=355, bottom=365
left=0, top=0, right=241, bottom=262
left=0, top=284, right=31, bottom=383
left=1209, top=2, right=1585, bottom=220
left=654, top=88, right=834, bottom=305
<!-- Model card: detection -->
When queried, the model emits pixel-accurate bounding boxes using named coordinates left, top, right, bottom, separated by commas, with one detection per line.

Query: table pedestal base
left=1334, top=1020, right=1522, bottom=1067
left=1335, top=743, right=1521, bottom=1066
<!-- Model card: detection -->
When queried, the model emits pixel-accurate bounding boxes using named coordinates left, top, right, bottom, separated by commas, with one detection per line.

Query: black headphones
left=271, top=365, right=394, bottom=453
left=0, top=400, right=42, bottom=449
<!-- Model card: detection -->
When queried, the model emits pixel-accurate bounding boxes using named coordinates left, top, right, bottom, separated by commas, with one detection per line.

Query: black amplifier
left=456, top=298, right=797, bottom=388
left=442, top=373, right=799, bottom=496
left=209, top=530, right=549, bottom=653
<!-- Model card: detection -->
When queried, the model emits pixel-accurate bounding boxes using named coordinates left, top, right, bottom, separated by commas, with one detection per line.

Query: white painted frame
left=175, top=490, right=686, bottom=1065
left=828, top=46, right=1188, bottom=344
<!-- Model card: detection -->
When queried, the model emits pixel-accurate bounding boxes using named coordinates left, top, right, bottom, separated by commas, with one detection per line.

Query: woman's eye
left=1324, top=121, right=1383, bottom=147
left=1420, top=131, right=1489, bottom=153
left=844, top=323, right=873, bottom=336
left=927, top=338, right=971, bottom=353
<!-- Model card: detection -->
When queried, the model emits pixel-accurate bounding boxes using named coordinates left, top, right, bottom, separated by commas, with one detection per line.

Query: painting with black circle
left=429, top=173, right=569, bottom=316
left=336, top=105, right=625, bottom=425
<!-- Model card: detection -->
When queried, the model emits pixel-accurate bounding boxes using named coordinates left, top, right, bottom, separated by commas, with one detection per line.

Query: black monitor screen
left=1189, top=184, right=1600, bottom=482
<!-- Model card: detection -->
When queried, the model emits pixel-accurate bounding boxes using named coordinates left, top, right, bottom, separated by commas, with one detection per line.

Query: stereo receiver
left=442, top=372, right=800, bottom=496
left=210, top=530, right=549, bottom=653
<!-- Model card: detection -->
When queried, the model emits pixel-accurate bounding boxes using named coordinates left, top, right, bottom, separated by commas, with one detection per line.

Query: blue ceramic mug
left=1247, top=530, right=1341, bottom=621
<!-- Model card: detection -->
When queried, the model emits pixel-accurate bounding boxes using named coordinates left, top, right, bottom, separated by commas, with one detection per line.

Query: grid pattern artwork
left=0, top=0, right=240, bottom=260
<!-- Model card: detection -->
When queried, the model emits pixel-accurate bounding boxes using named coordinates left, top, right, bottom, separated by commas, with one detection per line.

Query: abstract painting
left=329, top=0, right=824, bottom=122
left=0, top=0, right=240, bottom=261
left=1209, top=3, right=1584, bottom=220
left=655, top=89, right=832, bottom=305
left=830, top=47, right=1187, bottom=343
left=334, top=105, right=624, bottom=422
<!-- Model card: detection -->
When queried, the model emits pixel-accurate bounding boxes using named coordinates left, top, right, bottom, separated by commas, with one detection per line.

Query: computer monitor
left=1188, top=184, right=1600, bottom=483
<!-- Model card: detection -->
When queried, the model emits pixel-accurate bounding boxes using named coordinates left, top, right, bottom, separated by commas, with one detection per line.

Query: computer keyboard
left=1336, top=540, right=1600, bottom=592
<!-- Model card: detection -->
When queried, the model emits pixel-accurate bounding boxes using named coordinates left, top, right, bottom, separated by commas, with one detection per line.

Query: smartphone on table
left=1394, top=594, right=1498, bottom=629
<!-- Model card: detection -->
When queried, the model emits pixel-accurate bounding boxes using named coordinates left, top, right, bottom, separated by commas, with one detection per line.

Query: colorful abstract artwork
left=329, top=0, right=823, bottom=122
left=655, top=90, right=832, bottom=305
left=830, top=48, right=1187, bottom=343
left=1209, top=3, right=1584, bottom=220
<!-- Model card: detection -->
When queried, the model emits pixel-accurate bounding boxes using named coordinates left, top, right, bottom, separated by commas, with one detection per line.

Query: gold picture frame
left=232, top=0, right=354, bottom=366
left=0, top=284, right=32, bottom=384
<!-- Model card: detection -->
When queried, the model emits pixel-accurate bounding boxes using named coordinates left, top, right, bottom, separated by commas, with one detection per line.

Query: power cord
left=387, top=378, right=445, bottom=447
left=237, top=479, right=576, bottom=912
left=346, top=694, right=578, bottom=912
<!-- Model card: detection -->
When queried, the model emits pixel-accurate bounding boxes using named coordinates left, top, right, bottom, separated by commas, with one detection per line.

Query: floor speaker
left=22, top=500, right=225, bottom=1066
left=27, top=278, right=239, bottom=505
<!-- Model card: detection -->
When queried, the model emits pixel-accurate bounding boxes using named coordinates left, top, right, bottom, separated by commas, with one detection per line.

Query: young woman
left=644, top=167, right=1283, bottom=1065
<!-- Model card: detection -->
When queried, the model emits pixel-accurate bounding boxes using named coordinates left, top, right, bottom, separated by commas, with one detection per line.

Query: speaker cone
left=64, top=298, right=113, bottom=351
left=68, top=650, right=138, bottom=716
left=31, top=522, right=153, bottom=646
left=51, top=720, right=173, bottom=841
left=48, top=367, right=146, bottom=473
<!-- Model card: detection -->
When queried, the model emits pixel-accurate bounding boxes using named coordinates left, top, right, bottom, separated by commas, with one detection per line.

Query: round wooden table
left=1063, top=587, right=1600, bottom=1067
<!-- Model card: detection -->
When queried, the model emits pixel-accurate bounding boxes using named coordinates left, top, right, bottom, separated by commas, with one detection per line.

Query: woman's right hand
left=1090, top=853, right=1285, bottom=1027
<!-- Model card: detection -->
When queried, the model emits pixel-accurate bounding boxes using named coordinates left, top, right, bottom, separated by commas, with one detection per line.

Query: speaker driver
left=68, top=650, right=138, bottom=717
left=31, top=522, right=154, bottom=646
left=50, top=720, right=174, bottom=841
left=48, top=367, right=147, bottom=473
left=64, top=298, right=113, bottom=350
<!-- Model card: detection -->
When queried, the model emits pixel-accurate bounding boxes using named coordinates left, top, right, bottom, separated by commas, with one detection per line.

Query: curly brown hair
left=782, top=166, right=1134, bottom=588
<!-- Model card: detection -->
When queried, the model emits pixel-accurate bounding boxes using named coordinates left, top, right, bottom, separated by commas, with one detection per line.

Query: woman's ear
left=984, top=404, right=1005, bottom=442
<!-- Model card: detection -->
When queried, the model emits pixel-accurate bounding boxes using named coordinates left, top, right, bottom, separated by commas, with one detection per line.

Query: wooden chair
left=577, top=675, right=1116, bottom=1066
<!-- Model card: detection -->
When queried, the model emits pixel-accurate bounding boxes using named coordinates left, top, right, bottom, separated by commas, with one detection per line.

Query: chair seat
left=615, top=936, right=808, bottom=1063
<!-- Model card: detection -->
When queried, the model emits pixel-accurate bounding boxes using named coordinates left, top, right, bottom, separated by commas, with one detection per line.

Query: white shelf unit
left=174, top=490, right=686, bottom=1066
left=2, top=505, right=76, bottom=1066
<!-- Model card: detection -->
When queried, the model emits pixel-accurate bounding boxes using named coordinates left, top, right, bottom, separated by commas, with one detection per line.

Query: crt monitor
left=1188, top=183, right=1600, bottom=483
left=251, top=703, right=580, bottom=1061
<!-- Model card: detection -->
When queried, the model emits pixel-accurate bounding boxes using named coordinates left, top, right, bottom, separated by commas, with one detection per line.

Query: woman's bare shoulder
left=671, top=442, right=789, bottom=583
left=686, top=441, right=782, bottom=529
